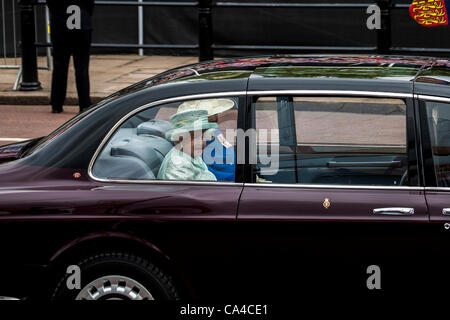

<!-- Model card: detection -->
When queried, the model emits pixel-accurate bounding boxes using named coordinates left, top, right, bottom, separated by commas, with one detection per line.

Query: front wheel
left=52, top=252, right=179, bottom=300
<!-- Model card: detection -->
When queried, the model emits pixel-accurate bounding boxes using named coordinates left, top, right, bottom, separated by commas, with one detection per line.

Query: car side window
left=92, top=97, right=239, bottom=182
left=253, top=96, right=408, bottom=186
left=425, top=101, right=450, bottom=187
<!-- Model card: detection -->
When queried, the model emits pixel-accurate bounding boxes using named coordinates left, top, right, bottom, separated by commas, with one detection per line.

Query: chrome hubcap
left=76, top=275, right=154, bottom=300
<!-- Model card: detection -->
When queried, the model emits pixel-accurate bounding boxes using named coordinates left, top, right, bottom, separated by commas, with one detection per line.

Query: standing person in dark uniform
left=47, top=0, right=94, bottom=113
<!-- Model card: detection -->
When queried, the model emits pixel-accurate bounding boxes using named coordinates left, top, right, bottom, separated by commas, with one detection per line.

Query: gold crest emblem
left=323, top=198, right=331, bottom=209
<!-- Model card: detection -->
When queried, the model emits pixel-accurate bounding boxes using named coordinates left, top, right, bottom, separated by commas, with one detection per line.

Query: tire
left=52, top=252, right=179, bottom=300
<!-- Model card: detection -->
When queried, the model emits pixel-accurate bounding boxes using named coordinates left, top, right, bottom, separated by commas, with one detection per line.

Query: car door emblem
left=323, top=198, right=331, bottom=209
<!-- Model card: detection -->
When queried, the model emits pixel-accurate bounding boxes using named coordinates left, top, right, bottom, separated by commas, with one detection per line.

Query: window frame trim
left=87, top=90, right=438, bottom=190
left=88, top=91, right=246, bottom=186
left=247, top=90, right=419, bottom=190
left=416, top=94, right=450, bottom=189
left=248, top=90, right=413, bottom=98
left=244, top=182, right=424, bottom=191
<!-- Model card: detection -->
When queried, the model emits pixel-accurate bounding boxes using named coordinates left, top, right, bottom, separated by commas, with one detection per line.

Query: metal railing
left=1, top=0, right=21, bottom=89
left=0, top=0, right=50, bottom=90
left=17, top=0, right=450, bottom=91
left=34, top=0, right=200, bottom=52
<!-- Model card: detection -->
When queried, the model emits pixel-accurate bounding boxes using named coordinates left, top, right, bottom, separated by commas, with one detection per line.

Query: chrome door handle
left=373, top=207, right=414, bottom=216
left=443, top=208, right=450, bottom=216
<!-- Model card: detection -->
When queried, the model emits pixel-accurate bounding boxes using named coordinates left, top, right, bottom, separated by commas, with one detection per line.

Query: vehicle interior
left=254, top=96, right=409, bottom=186
left=92, top=99, right=239, bottom=181
left=92, top=106, right=177, bottom=180
left=92, top=95, right=410, bottom=186
left=427, top=102, right=450, bottom=187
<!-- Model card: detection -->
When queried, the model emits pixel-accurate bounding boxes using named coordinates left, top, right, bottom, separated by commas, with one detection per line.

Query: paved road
left=0, top=105, right=78, bottom=146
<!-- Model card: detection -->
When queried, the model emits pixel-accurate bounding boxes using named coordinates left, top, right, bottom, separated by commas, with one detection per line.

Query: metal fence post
left=198, top=0, right=213, bottom=61
left=45, top=4, right=52, bottom=70
left=376, top=0, right=392, bottom=54
left=138, top=0, right=144, bottom=56
left=19, top=0, right=41, bottom=91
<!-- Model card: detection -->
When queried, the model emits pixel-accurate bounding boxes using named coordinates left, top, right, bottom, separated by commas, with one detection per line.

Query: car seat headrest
left=93, top=156, right=156, bottom=180
left=137, top=119, right=173, bottom=139
left=110, top=135, right=173, bottom=176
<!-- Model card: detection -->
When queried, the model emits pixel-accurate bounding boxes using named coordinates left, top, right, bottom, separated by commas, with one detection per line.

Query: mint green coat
left=157, top=148, right=217, bottom=181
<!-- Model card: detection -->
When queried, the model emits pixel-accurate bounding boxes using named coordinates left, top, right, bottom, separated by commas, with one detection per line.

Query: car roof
left=164, top=55, right=450, bottom=81
left=112, top=55, right=449, bottom=99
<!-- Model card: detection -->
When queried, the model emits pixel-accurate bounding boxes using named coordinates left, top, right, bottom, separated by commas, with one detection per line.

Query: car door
left=0, top=93, right=246, bottom=299
left=419, top=95, right=450, bottom=287
left=236, top=91, right=429, bottom=296
left=84, top=93, right=246, bottom=298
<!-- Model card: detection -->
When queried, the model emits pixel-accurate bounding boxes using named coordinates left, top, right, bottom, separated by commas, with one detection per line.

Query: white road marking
left=0, top=138, right=29, bottom=142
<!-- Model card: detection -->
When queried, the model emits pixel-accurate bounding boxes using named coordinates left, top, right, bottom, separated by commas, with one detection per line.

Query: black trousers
left=50, top=30, right=92, bottom=110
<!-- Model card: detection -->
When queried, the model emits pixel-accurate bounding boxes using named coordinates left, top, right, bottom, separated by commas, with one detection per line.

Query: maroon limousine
left=0, top=55, right=449, bottom=300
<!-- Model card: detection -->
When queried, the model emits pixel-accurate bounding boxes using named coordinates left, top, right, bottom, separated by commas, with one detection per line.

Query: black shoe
left=52, top=108, right=63, bottom=113
left=79, top=107, right=88, bottom=114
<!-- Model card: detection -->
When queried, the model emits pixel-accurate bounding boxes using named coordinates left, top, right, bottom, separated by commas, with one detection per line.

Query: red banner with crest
left=409, top=0, right=448, bottom=27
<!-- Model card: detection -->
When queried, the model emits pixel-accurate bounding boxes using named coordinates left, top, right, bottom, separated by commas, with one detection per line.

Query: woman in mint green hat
left=157, top=109, right=218, bottom=181
left=176, top=98, right=236, bottom=182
